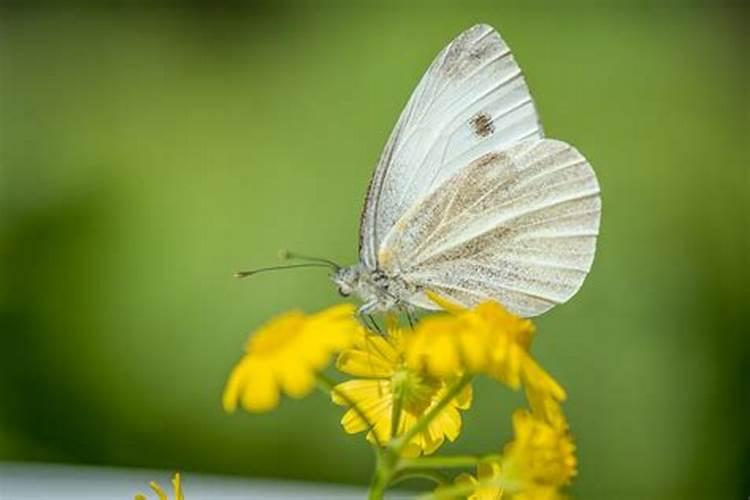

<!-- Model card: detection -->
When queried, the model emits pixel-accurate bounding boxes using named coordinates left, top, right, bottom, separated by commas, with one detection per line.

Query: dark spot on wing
left=470, top=112, right=495, bottom=138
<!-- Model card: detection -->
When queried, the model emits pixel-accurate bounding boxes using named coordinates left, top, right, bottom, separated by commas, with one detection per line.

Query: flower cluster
left=446, top=410, right=576, bottom=500
left=222, top=294, right=577, bottom=499
left=407, top=293, right=567, bottom=430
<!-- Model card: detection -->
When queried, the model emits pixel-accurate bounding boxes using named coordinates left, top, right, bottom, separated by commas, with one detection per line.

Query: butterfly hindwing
left=378, top=139, right=601, bottom=317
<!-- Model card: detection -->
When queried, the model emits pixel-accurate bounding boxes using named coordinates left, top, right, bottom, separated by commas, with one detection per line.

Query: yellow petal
left=370, top=403, right=393, bottom=443
left=336, top=346, right=395, bottom=378
left=425, top=290, right=465, bottom=314
left=172, top=473, right=183, bottom=500
left=341, top=408, right=370, bottom=434
left=455, top=382, right=473, bottom=410
left=333, top=379, right=392, bottom=439
left=221, top=359, right=247, bottom=413
left=523, top=359, right=566, bottom=401
left=427, top=333, right=462, bottom=376
left=240, top=364, right=280, bottom=412
left=434, top=407, right=461, bottom=441
left=279, top=363, right=316, bottom=398
left=314, top=303, right=357, bottom=323
left=148, top=481, right=168, bottom=500
left=331, top=379, right=388, bottom=406
left=400, top=442, right=422, bottom=458
left=420, top=424, right=445, bottom=455
left=458, top=331, right=487, bottom=371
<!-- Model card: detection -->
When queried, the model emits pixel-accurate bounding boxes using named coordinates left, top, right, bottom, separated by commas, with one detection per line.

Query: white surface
left=360, top=23, right=543, bottom=269
left=0, top=462, right=375, bottom=500
left=356, top=24, right=600, bottom=317
left=386, top=138, right=600, bottom=317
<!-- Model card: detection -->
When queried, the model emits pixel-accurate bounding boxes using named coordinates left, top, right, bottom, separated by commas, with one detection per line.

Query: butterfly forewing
left=359, top=24, right=543, bottom=269
left=378, top=139, right=601, bottom=317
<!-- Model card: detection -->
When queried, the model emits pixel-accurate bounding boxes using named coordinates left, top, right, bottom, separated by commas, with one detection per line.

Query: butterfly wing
left=359, top=24, right=543, bottom=269
left=378, top=139, right=601, bottom=317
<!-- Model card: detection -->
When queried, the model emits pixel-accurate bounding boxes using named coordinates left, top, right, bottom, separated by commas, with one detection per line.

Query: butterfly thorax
left=332, top=264, right=417, bottom=314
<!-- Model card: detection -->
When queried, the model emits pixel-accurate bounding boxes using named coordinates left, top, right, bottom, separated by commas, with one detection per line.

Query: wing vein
left=414, top=187, right=600, bottom=263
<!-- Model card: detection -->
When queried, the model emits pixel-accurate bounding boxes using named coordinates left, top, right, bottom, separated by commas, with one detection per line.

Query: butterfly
left=329, top=24, right=601, bottom=318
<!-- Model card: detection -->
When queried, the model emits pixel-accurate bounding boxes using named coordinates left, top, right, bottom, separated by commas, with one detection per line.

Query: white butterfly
left=332, top=24, right=601, bottom=318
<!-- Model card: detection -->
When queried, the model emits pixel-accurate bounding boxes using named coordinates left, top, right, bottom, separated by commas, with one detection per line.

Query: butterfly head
left=332, top=265, right=362, bottom=297
left=332, top=264, right=419, bottom=315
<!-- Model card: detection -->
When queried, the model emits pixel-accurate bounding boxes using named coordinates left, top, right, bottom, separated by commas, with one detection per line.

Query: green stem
left=368, top=471, right=389, bottom=500
left=316, top=373, right=383, bottom=448
left=368, top=450, right=396, bottom=500
left=398, top=453, right=502, bottom=471
left=390, top=382, right=404, bottom=440
left=389, top=374, right=473, bottom=456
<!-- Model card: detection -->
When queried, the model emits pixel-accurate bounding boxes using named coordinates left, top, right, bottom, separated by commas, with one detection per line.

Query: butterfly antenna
left=280, top=250, right=341, bottom=270
left=234, top=263, right=332, bottom=278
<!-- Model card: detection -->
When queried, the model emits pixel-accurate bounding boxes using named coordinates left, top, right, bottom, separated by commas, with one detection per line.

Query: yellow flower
left=499, top=410, right=577, bottom=495
left=223, top=304, right=359, bottom=413
left=134, top=472, right=183, bottom=500
left=406, top=293, right=566, bottom=428
left=440, top=410, right=574, bottom=500
left=332, top=326, right=473, bottom=456
left=453, top=462, right=503, bottom=500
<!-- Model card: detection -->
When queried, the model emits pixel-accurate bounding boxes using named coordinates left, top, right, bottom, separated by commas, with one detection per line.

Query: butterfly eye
left=338, top=286, right=351, bottom=298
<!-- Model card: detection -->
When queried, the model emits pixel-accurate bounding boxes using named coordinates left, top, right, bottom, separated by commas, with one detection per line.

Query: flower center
left=391, top=366, right=441, bottom=416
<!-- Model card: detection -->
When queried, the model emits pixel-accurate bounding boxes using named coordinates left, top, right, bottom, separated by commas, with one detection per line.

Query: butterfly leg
left=367, top=314, right=382, bottom=334
left=405, top=308, right=416, bottom=330
left=359, top=313, right=381, bottom=334
left=358, top=302, right=382, bottom=334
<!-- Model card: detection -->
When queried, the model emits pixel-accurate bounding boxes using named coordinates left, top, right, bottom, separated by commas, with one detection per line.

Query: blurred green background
left=1, top=1, right=748, bottom=498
